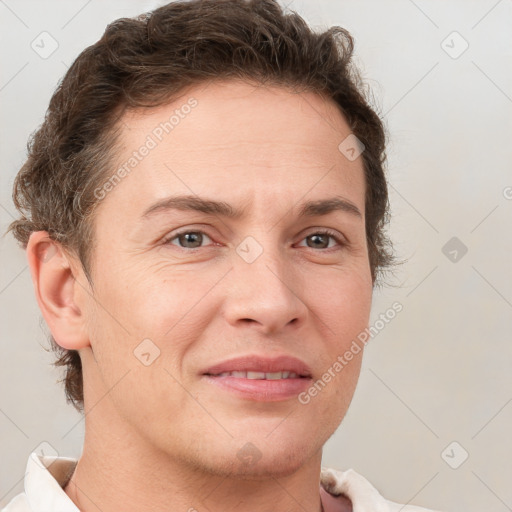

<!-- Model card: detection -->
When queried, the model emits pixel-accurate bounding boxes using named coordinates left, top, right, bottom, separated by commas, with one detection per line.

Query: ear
left=26, top=231, right=90, bottom=350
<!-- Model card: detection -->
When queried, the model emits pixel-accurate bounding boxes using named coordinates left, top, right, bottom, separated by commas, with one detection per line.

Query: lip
left=202, top=374, right=311, bottom=402
left=201, top=354, right=313, bottom=402
left=202, top=354, right=312, bottom=377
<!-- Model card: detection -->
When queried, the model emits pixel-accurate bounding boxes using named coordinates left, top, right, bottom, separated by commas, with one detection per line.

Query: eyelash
left=161, top=228, right=346, bottom=252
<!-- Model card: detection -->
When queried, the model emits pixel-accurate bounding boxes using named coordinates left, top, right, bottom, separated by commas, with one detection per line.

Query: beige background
left=1, top=1, right=511, bottom=511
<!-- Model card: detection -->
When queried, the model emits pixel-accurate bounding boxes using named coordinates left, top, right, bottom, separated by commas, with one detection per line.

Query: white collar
left=25, top=452, right=79, bottom=512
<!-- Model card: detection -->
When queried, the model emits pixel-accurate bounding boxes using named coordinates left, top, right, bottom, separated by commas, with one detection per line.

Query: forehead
left=98, top=79, right=365, bottom=222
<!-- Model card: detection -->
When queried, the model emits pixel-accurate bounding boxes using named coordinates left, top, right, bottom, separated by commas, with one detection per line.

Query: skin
left=27, top=79, right=373, bottom=512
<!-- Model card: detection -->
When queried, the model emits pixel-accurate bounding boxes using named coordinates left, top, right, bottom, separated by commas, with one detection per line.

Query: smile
left=206, top=370, right=305, bottom=379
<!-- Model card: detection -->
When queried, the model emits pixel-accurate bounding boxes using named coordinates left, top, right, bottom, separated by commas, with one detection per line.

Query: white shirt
left=1, top=453, right=442, bottom=512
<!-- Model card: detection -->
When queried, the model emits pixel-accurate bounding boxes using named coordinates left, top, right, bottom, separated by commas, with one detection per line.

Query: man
left=4, top=1, right=442, bottom=511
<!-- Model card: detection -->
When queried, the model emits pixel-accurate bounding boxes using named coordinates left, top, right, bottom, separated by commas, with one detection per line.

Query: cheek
left=94, top=270, right=221, bottom=381
left=90, top=261, right=186, bottom=335
left=312, top=266, right=372, bottom=340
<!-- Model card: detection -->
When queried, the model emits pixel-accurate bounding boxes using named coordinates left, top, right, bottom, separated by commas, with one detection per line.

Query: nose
left=221, top=239, right=308, bottom=335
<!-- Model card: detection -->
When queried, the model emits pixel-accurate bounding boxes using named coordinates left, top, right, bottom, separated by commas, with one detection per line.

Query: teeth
left=212, top=371, right=302, bottom=379
left=247, top=371, right=266, bottom=379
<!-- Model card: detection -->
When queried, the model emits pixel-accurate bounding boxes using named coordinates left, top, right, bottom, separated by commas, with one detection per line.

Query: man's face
left=78, top=80, right=372, bottom=477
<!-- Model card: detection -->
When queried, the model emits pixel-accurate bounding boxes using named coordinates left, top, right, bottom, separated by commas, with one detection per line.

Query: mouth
left=201, top=355, right=313, bottom=402
left=202, top=354, right=312, bottom=378
left=202, top=372, right=312, bottom=402
left=204, top=370, right=309, bottom=379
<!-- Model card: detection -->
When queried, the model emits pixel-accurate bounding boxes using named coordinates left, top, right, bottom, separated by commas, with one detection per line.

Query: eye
left=162, top=230, right=213, bottom=249
left=161, top=228, right=345, bottom=251
left=297, top=230, right=345, bottom=250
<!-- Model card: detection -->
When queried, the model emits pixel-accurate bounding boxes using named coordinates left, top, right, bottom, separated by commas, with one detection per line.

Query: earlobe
left=26, top=231, right=91, bottom=350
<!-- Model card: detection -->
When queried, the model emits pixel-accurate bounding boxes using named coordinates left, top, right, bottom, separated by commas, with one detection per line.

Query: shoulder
left=320, top=466, right=443, bottom=512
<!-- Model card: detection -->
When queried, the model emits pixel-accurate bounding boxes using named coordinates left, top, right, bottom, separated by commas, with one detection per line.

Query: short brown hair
left=7, top=0, right=397, bottom=413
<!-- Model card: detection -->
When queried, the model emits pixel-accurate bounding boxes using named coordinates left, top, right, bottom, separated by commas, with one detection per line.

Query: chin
left=213, top=453, right=312, bottom=481
left=235, top=436, right=321, bottom=480
left=178, top=437, right=318, bottom=481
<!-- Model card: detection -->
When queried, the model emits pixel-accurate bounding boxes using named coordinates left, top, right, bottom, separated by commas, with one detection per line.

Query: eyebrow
left=141, top=194, right=362, bottom=221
